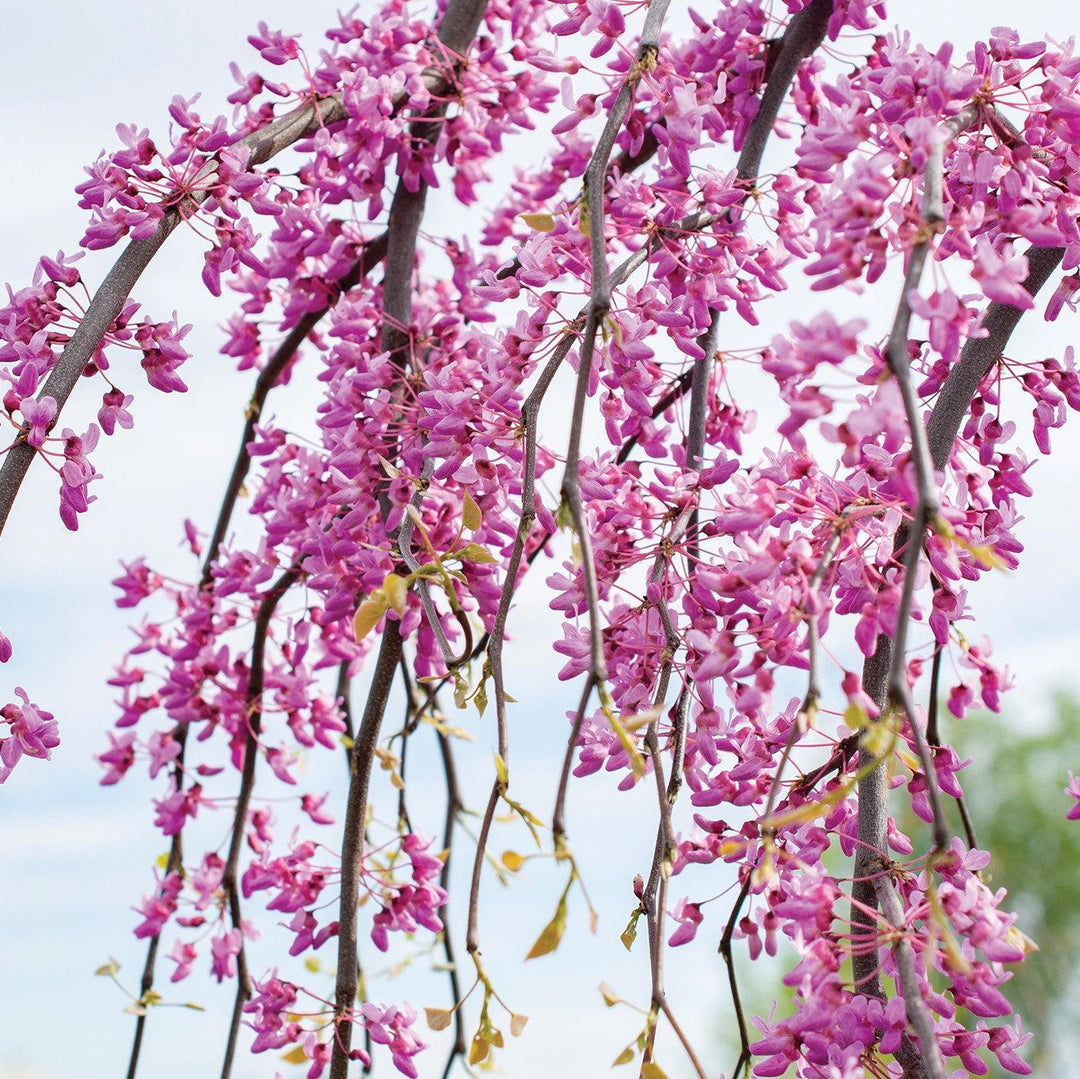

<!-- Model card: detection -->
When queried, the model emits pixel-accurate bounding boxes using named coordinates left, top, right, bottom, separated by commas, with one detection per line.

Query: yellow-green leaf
left=621, top=911, right=640, bottom=951
left=376, top=454, right=401, bottom=480
left=155, top=852, right=170, bottom=870
left=489, top=1028, right=504, bottom=1049
left=469, top=1034, right=490, bottom=1065
left=453, top=670, right=469, bottom=711
left=526, top=891, right=568, bottom=960
left=281, top=1044, right=309, bottom=1064
left=353, top=594, right=389, bottom=640
left=510, top=1013, right=528, bottom=1037
left=501, top=850, right=526, bottom=872
left=383, top=572, right=409, bottom=615
left=642, top=1063, right=669, bottom=1079
left=425, top=1007, right=454, bottom=1032
left=494, top=752, right=508, bottom=787
left=94, top=958, right=120, bottom=977
left=304, top=957, right=321, bottom=974
left=599, top=980, right=620, bottom=1007
left=521, top=212, right=555, bottom=232
left=473, top=675, right=488, bottom=718
left=462, top=491, right=482, bottom=531
left=843, top=699, right=868, bottom=731
left=456, top=542, right=498, bottom=564
left=612, top=1047, right=635, bottom=1067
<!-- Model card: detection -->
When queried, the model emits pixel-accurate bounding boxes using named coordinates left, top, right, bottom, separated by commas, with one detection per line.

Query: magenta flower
left=19, top=394, right=57, bottom=448
left=1066, top=772, right=1080, bottom=821
left=0, top=688, right=60, bottom=782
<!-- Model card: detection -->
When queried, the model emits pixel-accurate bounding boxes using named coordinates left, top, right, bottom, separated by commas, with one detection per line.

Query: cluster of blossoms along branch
left=4, top=0, right=1080, bottom=1077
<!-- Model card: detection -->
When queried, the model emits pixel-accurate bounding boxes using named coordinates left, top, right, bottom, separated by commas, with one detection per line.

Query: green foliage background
left=946, top=693, right=1080, bottom=1076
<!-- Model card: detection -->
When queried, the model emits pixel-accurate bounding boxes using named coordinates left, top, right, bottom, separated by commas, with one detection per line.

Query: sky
left=2, top=3, right=1080, bottom=1079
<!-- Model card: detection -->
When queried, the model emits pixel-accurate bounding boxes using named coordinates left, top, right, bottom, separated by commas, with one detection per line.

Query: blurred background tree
left=945, top=692, right=1080, bottom=1076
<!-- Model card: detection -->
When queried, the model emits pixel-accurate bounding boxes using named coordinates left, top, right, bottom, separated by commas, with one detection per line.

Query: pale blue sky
left=2, top=3, right=1080, bottom=1079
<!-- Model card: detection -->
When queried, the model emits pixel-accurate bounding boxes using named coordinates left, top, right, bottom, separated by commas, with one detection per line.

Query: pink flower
left=1066, top=772, right=1080, bottom=821
left=210, top=928, right=243, bottom=982
left=0, top=688, right=60, bottom=782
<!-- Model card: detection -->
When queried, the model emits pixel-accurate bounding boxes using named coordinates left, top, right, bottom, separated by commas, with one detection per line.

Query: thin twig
left=435, top=727, right=467, bottom=1077
left=718, top=869, right=755, bottom=1079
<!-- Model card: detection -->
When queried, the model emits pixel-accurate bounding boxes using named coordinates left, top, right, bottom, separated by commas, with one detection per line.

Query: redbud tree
left=2, top=1, right=1078, bottom=1077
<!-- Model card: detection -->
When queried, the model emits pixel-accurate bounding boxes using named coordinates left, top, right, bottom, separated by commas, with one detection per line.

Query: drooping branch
left=200, top=231, right=390, bottom=591
left=735, top=0, right=832, bottom=184
left=330, top=618, right=405, bottom=1078
left=0, top=73, right=467, bottom=540
left=328, top=3, right=489, bottom=1073
left=852, top=194, right=1065, bottom=1076
left=220, top=566, right=301, bottom=1079
left=435, top=726, right=467, bottom=1079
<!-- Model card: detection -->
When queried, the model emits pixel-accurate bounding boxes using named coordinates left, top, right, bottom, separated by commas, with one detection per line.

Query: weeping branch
left=220, top=567, right=301, bottom=1079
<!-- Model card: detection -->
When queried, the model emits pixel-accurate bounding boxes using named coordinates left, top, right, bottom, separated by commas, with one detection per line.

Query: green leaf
left=494, top=752, right=509, bottom=787
left=612, top=1047, right=635, bottom=1067
left=641, top=1063, right=669, bottom=1079
left=94, top=958, right=120, bottom=977
left=843, top=699, right=868, bottom=731
left=462, top=491, right=482, bottom=531
left=375, top=454, right=401, bottom=480
left=453, top=670, right=469, bottom=711
left=621, top=910, right=640, bottom=951
left=473, top=674, right=488, bottom=718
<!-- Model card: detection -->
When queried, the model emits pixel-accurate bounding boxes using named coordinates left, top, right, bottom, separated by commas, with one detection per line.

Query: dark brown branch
left=854, top=243, right=1064, bottom=1058
left=330, top=619, right=405, bottom=1078
left=125, top=234, right=392, bottom=1079
left=220, top=567, right=301, bottom=1079
left=926, top=246, right=1063, bottom=467
left=329, top=4, right=489, bottom=1073
left=0, top=86, right=444, bottom=540
left=718, top=869, right=755, bottom=1079
left=200, top=232, right=389, bottom=591
left=735, top=0, right=831, bottom=184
